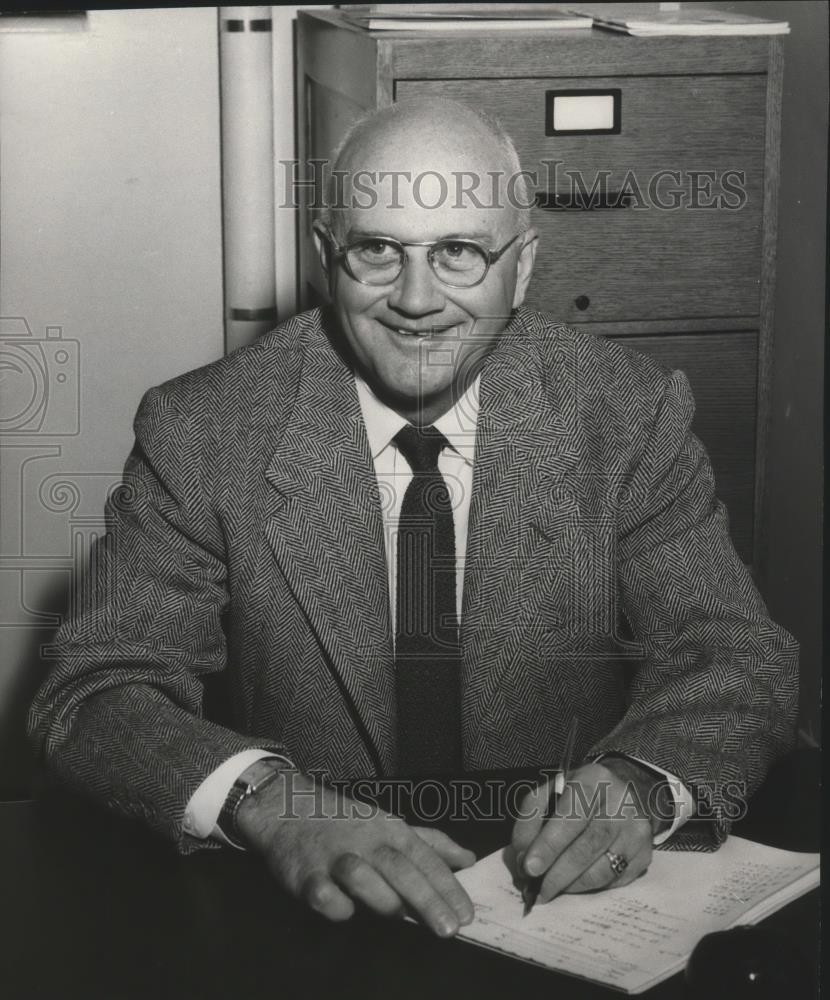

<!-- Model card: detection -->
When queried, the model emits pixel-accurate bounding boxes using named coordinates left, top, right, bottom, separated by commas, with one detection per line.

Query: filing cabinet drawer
left=614, top=331, right=757, bottom=563
left=397, top=76, right=766, bottom=323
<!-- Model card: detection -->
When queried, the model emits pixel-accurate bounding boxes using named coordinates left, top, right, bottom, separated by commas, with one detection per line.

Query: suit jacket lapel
left=462, top=318, right=581, bottom=764
left=261, top=323, right=395, bottom=775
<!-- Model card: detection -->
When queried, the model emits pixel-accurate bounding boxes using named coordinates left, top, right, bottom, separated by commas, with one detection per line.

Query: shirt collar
left=355, top=375, right=479, bottom=465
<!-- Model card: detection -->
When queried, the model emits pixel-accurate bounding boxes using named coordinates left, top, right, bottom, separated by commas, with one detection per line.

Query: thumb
left=511, top=777, right=555, bottom=856
left=411, top=827, right=476, bottom=869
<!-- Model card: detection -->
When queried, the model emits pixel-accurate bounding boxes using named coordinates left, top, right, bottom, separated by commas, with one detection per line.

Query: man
left=29, top=100, right=798, bottom=939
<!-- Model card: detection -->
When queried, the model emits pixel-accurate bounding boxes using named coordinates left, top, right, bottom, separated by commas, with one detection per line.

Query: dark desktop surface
left=0, top=751, right=819, bottom=1000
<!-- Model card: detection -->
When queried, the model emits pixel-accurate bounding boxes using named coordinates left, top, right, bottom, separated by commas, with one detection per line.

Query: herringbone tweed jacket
left=29, top=307, right=798, bottom=851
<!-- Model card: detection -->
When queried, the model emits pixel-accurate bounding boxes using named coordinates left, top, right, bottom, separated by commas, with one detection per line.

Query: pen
left=521, top=716, right=579, bottom=917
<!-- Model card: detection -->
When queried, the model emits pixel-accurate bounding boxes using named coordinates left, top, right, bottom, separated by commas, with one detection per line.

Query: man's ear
left=312, top=219, right=331, bottom=277
left=512, top=228, right=539, bottom=310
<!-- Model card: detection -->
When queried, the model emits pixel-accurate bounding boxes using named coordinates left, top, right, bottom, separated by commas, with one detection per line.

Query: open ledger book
left=451, top=837, right=818, bottom=994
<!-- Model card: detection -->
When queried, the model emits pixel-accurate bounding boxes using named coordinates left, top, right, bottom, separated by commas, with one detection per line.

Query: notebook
left=452, top=836, right=819, bottom=993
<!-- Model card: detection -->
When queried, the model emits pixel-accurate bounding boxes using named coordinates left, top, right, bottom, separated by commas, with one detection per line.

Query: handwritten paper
left=454, top=837, right=819, bottom=993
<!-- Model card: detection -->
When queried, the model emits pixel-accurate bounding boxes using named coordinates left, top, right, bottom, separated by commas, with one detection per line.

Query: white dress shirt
left=184, top=375, right=693, bottom=845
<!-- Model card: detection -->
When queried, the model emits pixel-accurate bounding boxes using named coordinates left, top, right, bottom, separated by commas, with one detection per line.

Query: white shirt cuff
left=183, top=749, right=289, bottom=848
left=596, top=753, right=694, bottom=845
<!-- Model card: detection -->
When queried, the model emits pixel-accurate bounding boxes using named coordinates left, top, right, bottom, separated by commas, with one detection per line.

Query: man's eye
left=434, top=242, right=483, bottom=270
left=352, top=241, right=399, bottom=263
left=443, top=242, right=468, bottom=257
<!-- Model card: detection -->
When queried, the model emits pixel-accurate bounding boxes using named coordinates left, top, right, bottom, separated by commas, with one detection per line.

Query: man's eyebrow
left=344, top=228, right=496, bottom=243
left=344, top=228, right=391, bottom=240
left=442, top=232, right=494, bottom=242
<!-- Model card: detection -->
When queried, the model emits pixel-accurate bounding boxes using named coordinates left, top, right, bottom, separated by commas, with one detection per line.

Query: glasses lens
left=346, top=239, right=404, bottom=285
left=431, top=241, right=488, bottom=287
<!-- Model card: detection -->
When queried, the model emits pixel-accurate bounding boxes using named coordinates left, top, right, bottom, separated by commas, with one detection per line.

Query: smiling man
left=29, top=99, right=798, bottom=938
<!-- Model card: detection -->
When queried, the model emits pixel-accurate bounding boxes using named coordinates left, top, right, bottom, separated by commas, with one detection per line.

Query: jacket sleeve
left=588, top=368, right=799, bottom=849
left=27, top=385, right=286, bottom=851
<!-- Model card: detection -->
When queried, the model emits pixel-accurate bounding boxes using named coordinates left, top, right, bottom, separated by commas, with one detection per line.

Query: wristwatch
left=217, top=759, right=288, bottom=848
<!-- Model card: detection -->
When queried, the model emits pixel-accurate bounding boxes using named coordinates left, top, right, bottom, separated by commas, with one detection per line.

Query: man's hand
left=511, top=759, right=668, bottom=904
left=236, top=769, right=476, bottom=936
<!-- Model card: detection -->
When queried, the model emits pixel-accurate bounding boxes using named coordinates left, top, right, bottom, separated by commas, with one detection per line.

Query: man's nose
left=386, top=250, right=446, bottom=315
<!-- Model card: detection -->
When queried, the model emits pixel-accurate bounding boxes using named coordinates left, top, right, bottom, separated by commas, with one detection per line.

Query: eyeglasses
left=319, top=227, right=524, bottom=289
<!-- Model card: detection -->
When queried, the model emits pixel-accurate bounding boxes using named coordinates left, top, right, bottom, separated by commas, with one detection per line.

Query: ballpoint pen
left=521, top=716, right=579, bottom=917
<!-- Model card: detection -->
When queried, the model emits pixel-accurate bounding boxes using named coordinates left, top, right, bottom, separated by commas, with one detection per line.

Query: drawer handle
left=575, top=295, right=590, bottom=311
left=535, top=191, right=634, bottom=211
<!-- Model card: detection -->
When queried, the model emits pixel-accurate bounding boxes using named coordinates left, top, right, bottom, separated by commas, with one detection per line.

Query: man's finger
left=371, top=843, right=462, bottom=937
left=407, top=833, right=475, bottom=925
left=536, top=818, right=617, bottom=903
left=411, top=826, right=476, bottom=870
left=538, top=815, right=654, bottom=902
left=511, top=778, right=560, bottom=857
left=302, top=871, right=356, bottom=922
left=330, top=852, right=405, bottom=918
left=560, top=839, right=652, bottom=895
left=521, top=782, right=590, bottom=877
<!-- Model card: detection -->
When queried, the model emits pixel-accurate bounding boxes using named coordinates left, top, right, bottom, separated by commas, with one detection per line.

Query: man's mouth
left=380, top=320, right=455, bottom=338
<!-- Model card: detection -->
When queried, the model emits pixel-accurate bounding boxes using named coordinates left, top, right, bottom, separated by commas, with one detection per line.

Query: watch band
left=217, top=761, right=286, bottom=848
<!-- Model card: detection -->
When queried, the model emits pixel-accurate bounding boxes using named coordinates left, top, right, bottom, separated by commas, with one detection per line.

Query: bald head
left=323, top=98, right=532, bottom=237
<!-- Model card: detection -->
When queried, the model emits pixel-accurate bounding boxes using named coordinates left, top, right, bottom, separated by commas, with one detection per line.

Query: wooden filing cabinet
left=296, top=9, right=783, bottom=578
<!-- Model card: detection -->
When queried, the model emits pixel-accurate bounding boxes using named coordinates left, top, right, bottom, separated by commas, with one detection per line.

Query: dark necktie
left=394, top=424, right=462, bottom=777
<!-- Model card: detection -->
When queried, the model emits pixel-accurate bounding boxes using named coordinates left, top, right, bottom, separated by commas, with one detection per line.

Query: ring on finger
left=605, top=850, right=629, bottom=878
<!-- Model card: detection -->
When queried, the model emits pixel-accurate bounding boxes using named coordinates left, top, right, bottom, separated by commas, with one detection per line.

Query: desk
left=1, top=755, right=818, bottom=1000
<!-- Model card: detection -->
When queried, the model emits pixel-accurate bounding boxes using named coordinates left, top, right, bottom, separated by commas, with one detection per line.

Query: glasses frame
left=319, top=226, right=525, bottom=289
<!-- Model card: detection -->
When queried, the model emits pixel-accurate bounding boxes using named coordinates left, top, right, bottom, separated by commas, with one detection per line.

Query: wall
left=0, top=8, right=225, bottom=790
left=711, top=1, right=826, bottom=741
